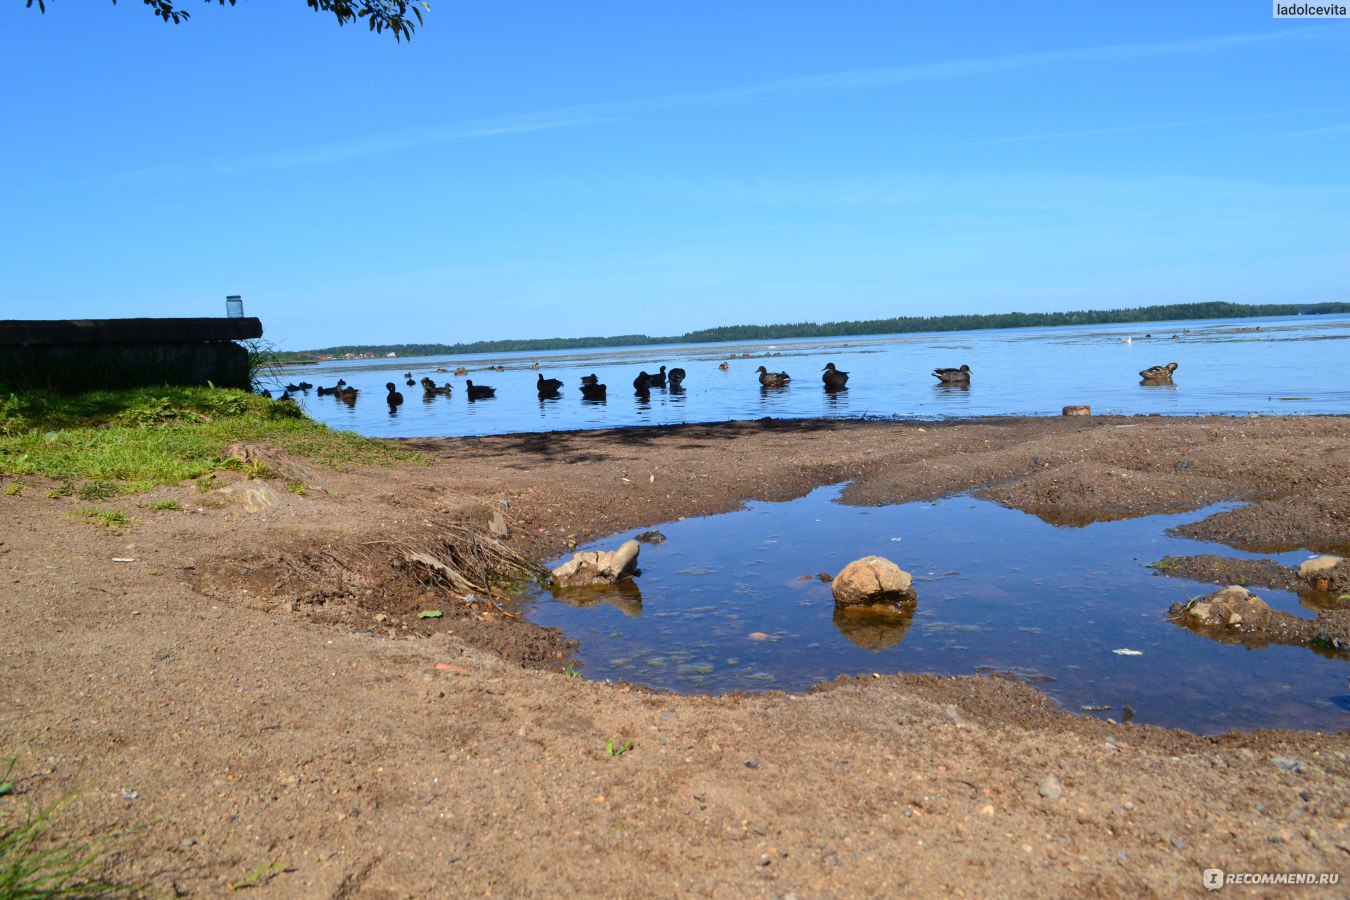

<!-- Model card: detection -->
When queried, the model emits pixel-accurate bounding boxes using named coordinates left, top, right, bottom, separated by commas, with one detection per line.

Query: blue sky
left=1, top=2, right=1347, bottom=349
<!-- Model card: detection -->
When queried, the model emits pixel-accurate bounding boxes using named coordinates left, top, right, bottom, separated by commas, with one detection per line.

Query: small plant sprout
left=605, top=737, right=633, bottom=757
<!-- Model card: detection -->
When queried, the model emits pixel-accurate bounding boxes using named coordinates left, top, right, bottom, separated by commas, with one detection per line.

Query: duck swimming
left=386, top=382, right=404, bottom=407
left=647, top=365, right=668, bottom=389
left=633, top=371, right=653, bottom=392
left=465, top=380, right=496, bottom=400
left=932, top=364, right=971, bottom=384
left=454, top=367, right=469, bottom=376
left=756, top=365, right=791, bottom=387
left=718, top=361, right=730, bottom=371
left=580, top=382, right=607, bottom=400
left=821, top=362, right=849, bottom=390
left=1139, top=361, right=1178, bottom=382
left=667, top=367, right=686, bottom=387
left=537, top=373, right=563, bottom=396
left=580, top=373, right=600, bottom=385
left=405, top=377, right=416, bottom=387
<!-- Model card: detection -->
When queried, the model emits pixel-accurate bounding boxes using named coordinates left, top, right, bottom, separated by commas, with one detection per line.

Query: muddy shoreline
left=3, top=414, right=1349, bottom=895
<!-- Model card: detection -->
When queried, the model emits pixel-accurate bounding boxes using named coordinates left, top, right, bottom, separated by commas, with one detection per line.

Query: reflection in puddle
left=521, top=485, right=1349, bottom=734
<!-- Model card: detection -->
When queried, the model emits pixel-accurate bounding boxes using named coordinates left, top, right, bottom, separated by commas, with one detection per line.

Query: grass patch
left=3, top=481, right=24, bottom=497
left=0, top=761, right=136, bottom=897
left=71, top=508, right=135, bottom=531
left=0, top=386, right=417, bottom=493
left=148, top=500, right=180, bottom=511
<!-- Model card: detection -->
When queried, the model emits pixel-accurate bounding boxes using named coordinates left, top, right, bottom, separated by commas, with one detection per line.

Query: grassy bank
left=0, top=386, right=415, bottom=494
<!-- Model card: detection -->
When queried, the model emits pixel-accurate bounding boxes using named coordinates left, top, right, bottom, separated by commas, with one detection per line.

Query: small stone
left=1271, top=756, right=1303, bottom=774
left=745, top=760, right=762, bottom=770
left=1037, top=774, right=1064, bottom=801
left=635, top=530, right=667, bottom=545
left=181, top=838, right=197, bottom=848
left=551, top=540, right=640, bottom=587
left=1174, top=459, right=1193, bottom=471
left=1062, top=405, right=1091, bottom=416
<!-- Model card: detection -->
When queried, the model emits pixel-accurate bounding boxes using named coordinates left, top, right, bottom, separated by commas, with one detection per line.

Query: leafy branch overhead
left=24, top=0, right=429, bottom=41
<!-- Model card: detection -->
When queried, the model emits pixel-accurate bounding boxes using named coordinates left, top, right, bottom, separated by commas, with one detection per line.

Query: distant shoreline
left=272, top=300, right=1349, bottom=363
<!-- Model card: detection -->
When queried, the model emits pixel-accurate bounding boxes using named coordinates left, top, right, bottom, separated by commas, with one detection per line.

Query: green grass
left=0, top=386, right=417, bottom=493
left=147, top=500, right=180, bottom=511
left=0, top=760, right=135, bottom=898
left=70, top=508, right=134, bottom=531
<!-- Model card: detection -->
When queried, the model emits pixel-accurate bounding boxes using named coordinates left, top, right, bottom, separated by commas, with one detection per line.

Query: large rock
left=1298, top=555, right=1346, bottom=592
left=831, top=556, right=916, bottom=608
left=204, top=482, right=285, bottom=513
left=552, top=540, right=640, bottom=587
left=1174, top=585, right=1273, bottom=628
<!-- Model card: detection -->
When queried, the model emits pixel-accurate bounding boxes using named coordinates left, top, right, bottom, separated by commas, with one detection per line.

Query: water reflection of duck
left=932, top=364, right=971, bottom=384
left=1139, top=362, right=1178, bottom=382
left=580, top=382, right=607, bottom=400
left=465, top=380, right=496, bottom=400
left=822, top=362, right=849, bottom=390
left=756, top=365, right=791, bottom=387
left=385, top=382, right=404, bottom=407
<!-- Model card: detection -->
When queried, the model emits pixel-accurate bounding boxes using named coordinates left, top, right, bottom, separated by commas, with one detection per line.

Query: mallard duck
left=932, top=364, right=971, bottom=383
left=465, top=380, right=496, bottom=400
left=756, top=365, right=790, bottom=387
left=530, top=362, right=541, bottom=370
left=633, top=371, right=652, bottom=392
left=718, top=361, right=730, bottom=371
left=580, top=382, right=607, bottom=400
left=822, top=362, right=849, bottom=390
left=421, top=377, right=452, bottom=397
left=386, top=382, right=404, bottom=407
left=667, top=367, right=686, bottom=387
left=1139, top=362, right=1178, bottom=382
left=537, top=373, right=563, bottom=395
left=580, top=373, right=599, bottom=385
left=647, top=365, right=668, bottom=388
left=338, top=386, right=359, bottom=404
left=454, top=366, right=469, bottom=376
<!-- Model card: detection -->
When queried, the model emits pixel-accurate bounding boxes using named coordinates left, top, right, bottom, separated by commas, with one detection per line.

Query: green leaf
left=417, top=609, right=443, bottom=619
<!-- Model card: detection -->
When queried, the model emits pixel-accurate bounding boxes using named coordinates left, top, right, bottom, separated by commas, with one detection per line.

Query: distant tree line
left=270, top=300, right=1350, bottom=362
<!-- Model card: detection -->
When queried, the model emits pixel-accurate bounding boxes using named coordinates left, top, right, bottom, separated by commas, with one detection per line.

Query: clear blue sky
left=1, top=2, right=1347, bottom=349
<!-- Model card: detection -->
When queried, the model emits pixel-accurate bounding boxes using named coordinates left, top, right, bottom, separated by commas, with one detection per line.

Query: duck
left=633, top=371, right=653, bottom=392
left=336, top=379, right=347, bottom=388
left=386, top=382, right=404, bottom=407
left=537, top=373, right=563, bottom=396
left=821, top=362, right=849, bottom=390
left=756, top=365, right=791, bottom=387
left=258, top=388, right=273, bottom=398
left=421, top=377, right=452, bottom=397
left=465, top=380, right=496, bottom=400
left=932, top=364, right=971, bottom=384
left=530, top=362, right=541, bottom=370
left=285, top=382, right=303, bottom=392
left=405, top=377, right=416, bottom=387
left=297, top=381, right=313, bottom=390
left=454, top=367, right=469, bottom=376
left=1139, top=361, right=1178, bottom=382
left=338, top=386, right=359, bottom=404
left=580, top=382, right=607, bottom=400
left=647, top=365, right=668, bottom=388
left=316, top=384, right=339, bottom=396
left=667, top=367, right=686, bottom=388
left=718, top=361, right=730, bottom=371
left=492, top=365, right=506, bottom=372
left=580, top=373, right=600, bottom=385
left=403, top=372, right=412, bottom=378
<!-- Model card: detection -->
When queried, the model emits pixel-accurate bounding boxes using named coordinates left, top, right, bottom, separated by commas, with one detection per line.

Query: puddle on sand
left=519, top=485, right=1349, bottom=735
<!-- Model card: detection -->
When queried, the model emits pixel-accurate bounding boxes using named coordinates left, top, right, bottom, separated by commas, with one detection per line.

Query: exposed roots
left=392, top=523, right=549, bottom=597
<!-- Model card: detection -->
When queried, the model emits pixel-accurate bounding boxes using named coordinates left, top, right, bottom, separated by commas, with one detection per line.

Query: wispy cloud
left=124, top=28, right=1329, bottom=179
left=1270, top=123, right=1350, bottom=138
left=962, top=105, right=1350, bottom=146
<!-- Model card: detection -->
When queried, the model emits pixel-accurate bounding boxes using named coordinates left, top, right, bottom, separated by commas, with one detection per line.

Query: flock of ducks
left=268, top=357, right=1181, bottom=406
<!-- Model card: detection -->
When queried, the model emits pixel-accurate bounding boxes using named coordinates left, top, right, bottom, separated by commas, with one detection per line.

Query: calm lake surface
left=277, top=313, right=1350, bottom=438
left=520, top=487, right=1349, bottom=735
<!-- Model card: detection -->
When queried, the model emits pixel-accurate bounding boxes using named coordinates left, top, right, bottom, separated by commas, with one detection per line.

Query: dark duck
left=385, top=382, right=404, bottom=407
left=1139, top=362, right=1178, bottom=383
left=537, top=373, right=564, bottom=397
left=465, top=380, right=496, bottom=400
left=756, top=365, right=791, bottom=387
left=821, top=362, right=849, bottom=390
left=580, top=382, right=607, bottom=400
left=932, top=364, right=971, bottom=384
left=667, top=367, right=686, bottom=388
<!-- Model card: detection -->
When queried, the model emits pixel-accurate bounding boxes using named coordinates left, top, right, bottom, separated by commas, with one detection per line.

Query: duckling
left=580, top=373, right=600, bottom=385
left=454, top=367, right=469, bottom=376
left=667, top=367, right=686, bottom=387
left=580, top=382, right=607, bottom=400
left=537, top=373, right=563, bottom=396
left=1139, top=361, right=1178, bottom=382
left=633, top=371, right=653, bottom=392
left=718, top=361, right=730, bottom=371
left=822, top=362, right=849, bottom=390
left=465, top=380, right=496, bottom=400
left=647, top=365, right=668, bottom=388
left=932, top=364, right=971, bottom=384
left=386, top=382, right=404, bottom=407
left=756, top=365, right=791, bottom=387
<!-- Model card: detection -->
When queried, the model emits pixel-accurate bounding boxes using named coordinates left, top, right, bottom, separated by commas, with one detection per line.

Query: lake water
left=276, top=313, right=1350, bottom=438
left=519, top=486, right=1350, bottom=735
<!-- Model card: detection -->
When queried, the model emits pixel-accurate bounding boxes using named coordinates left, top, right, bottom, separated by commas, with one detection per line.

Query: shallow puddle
left=520, top=486, right=1349, bottom=734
